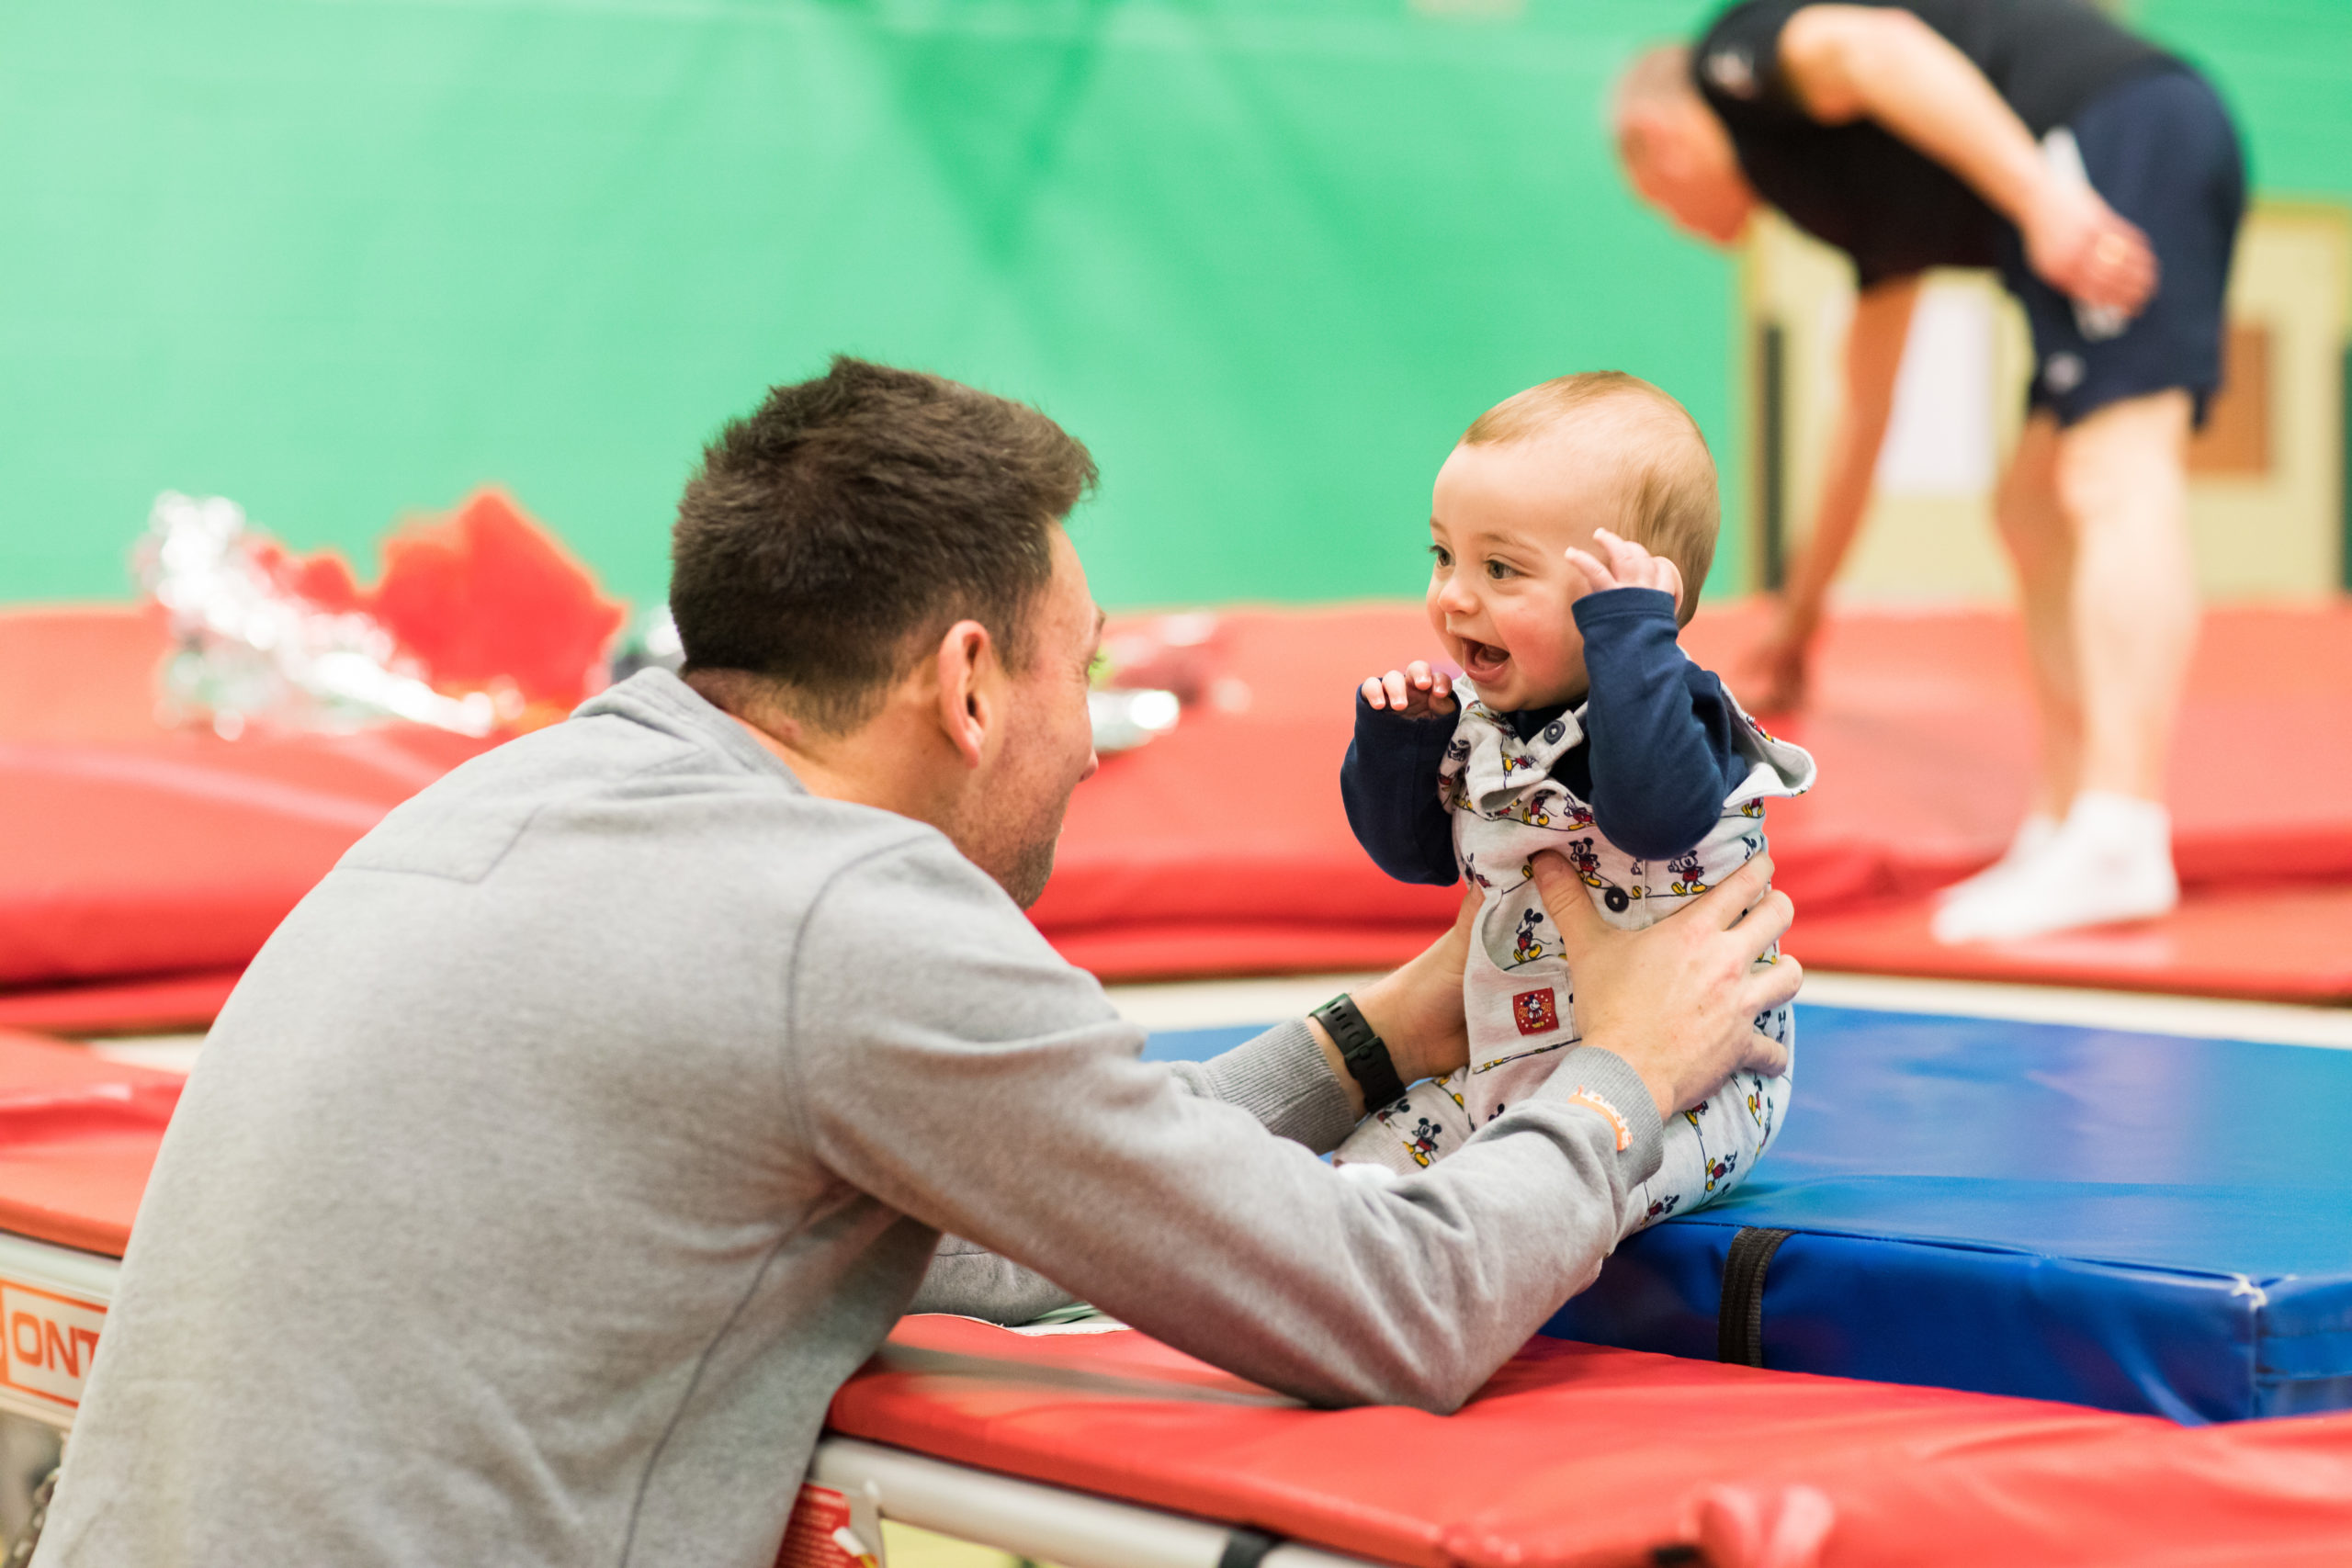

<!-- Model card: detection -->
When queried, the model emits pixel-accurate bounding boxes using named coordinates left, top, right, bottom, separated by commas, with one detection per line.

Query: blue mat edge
left=1541, top=1215, right=2307, bottom=1424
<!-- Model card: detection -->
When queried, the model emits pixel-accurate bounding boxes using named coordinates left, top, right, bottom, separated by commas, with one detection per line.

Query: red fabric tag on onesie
left=1513, top=987, right=1558, bottom=1036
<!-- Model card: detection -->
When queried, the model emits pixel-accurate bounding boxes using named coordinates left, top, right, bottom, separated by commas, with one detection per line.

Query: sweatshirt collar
left=572, top=669, right=805, bottom=791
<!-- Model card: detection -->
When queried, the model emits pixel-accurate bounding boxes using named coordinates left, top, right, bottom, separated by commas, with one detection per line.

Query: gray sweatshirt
left=38, top=670, right=1662, bottom=1568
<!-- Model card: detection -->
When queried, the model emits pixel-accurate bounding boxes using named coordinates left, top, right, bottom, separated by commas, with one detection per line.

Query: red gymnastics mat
left=1783, top=882, right=2352, bottom=1001
left=1699, top=600, right=2352, bottom=1001
left=1038, top=598, right=2352, bottom=995
left=6, top=599, right=2351, bottom=1026
left=838, top=1314, right=2352, bottom=1568
left=0, top=607, right=494, bottom=1029
left=0, top=1029, right=177, bottom=1258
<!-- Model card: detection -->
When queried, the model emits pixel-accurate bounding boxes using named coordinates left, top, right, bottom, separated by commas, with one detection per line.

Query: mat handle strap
left=1718, top=1226, right=1795, bottom=1368
left=1218, top=1527, right=1283, bottom=1568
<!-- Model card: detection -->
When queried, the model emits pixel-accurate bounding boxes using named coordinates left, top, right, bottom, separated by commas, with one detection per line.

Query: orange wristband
left=1563, top=1086, right=1634, bottom=1153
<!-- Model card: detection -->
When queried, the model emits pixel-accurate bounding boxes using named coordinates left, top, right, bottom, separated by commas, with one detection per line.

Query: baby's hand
left=1361, top=660, right=1459, bottom=719
left=1566, top=528, right=1684, bottom=612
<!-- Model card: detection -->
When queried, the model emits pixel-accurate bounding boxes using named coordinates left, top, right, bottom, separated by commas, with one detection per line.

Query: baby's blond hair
left=1462, top=371, right=1718, bottom=623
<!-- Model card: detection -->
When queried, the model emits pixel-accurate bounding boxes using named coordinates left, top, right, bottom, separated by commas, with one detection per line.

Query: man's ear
left=933, top=619, right=997, bottom=770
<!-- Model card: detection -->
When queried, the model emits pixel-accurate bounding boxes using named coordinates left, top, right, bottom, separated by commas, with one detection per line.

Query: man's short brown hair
left=670, top=357, right=1097, bottom=733
left=1462, top=370, right=1718, bottom=623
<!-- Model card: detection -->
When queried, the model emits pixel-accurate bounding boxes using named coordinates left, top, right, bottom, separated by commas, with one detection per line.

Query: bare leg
left=1994, top=413, right=2080, bottom=819
left=1934, top=390, right=2193, bottom=942
left=1933, top=416, right=2072, bottom=908
left=2056, top=390, right=2198, bottom=799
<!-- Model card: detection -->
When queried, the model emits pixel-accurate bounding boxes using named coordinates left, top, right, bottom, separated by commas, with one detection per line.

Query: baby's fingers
left=1382, top=670, right=1414, bottom=710
left=1564, top=547, right=1618, bottom=594
left=1403, top=660, right=1456, bottom=715
left=1657, top=558, right=1685, bottom=613
left=1593, top=527, right=1662, bottom=587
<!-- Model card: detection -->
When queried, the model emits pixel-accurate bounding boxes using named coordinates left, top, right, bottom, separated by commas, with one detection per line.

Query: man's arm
left=1774, top=4, right=2154, bottom=313
left=788, top=838, right=1792, bottom=1412
left=1747, top=277, right=1917, bottom=710
left=911, top=899, right=1481, bottom=1324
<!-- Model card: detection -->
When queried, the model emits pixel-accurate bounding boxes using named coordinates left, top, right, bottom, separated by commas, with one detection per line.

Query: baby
left=1334, top=372, right=1815, bottom=1236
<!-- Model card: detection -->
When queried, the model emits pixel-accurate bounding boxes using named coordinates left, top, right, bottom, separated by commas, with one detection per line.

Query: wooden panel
left=2188, top=321, right=2271, bottom=476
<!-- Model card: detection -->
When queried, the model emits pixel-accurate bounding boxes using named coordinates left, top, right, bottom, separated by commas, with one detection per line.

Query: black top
left=1340, top=588, right=1750, bottom=886
left=1694, top=0, right=2180, bottom=287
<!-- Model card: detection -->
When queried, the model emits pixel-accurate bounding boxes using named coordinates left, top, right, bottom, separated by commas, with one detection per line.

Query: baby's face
left=1424, top=435, right=1622, bottom=713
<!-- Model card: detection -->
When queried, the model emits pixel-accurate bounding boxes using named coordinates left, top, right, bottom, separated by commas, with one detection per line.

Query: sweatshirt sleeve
left=1575, top=587, right=1747, bottom=862
left=787, top=837, right=1663, bottom=1413
left=1340, top=694, right=1461, bottom=886
left=909, top=1018, right=1360, bottom=1323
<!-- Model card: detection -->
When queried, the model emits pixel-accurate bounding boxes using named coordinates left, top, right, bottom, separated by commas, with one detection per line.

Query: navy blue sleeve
left=1340, top=694, right=1460, bottom=886
left=1575, top=587, right=1748, bottom=862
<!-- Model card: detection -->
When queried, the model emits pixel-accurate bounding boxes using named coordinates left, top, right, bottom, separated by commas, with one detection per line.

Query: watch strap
left=1311, top=993, right=1407, bottom=1111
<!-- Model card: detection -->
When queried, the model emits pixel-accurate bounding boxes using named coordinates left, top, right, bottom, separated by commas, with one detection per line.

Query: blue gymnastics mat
left=1146, top=1006, right=2352, bottom=1424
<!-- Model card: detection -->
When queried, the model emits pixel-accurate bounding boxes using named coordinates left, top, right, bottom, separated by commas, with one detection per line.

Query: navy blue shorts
left=1997, top=68, right=2246, bottom=428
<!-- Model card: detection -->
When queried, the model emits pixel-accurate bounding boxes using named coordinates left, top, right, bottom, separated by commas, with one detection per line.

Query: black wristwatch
left=1312, top=993, right=1406, bottom=1111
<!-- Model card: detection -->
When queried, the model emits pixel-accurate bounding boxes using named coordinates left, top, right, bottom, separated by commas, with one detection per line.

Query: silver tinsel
left=134, top=491, right=494, bottom=739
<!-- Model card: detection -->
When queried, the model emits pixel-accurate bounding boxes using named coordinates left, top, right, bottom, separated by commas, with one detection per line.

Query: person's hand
left=1343, top=891, right=1479, bottom=1095
left=1360, top=660, right=1459, bottom=720
left=1565, top=528, right=1684, bottom=613
left=1743, top=614, right=1814, bottom=716
left=2022, top=178, right=2158, bottom=318
left=1532, top=851, right=1799, bottom=1119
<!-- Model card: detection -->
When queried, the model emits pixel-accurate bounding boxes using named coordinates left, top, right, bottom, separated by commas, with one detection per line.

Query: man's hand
left=1566, top=528, right=1684, bottom=612
left=1743, top=606, right=1814, bottom=716
left=1533, top=851, right=1798, bottom=1119
left=2022, top=178, right=2158, bottom=318
left=1361, top=660, right=1459, bottom=720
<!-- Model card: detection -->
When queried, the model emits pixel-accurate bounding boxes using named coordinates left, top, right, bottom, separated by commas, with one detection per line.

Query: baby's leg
left=1332, top=1071, right=1475, bottom=1179
left=1621, top=1004, right=1795, bottom=1238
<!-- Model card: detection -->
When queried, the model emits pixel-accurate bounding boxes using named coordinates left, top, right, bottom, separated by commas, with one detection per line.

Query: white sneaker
left=1934, top=813, right=2062, bottom=908
left=1931, top=792, right=2178, bottom=944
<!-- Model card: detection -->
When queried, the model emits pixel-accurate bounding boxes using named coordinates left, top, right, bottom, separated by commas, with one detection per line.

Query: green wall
left=2139, top=0, right=2352, bottom=204
left=3, top=1, right=2346, bottom=615
left=0, top=0, right=1736, bottom=615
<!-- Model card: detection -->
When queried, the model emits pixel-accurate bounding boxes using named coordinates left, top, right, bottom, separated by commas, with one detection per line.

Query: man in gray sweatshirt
left=38, top=358, right=1798, bottom=1567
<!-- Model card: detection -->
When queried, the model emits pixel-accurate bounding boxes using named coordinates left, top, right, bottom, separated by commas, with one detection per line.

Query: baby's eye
left=1485, top=558, right=1517, bottom=581
left=1430, top=545, right=1453, bottom=568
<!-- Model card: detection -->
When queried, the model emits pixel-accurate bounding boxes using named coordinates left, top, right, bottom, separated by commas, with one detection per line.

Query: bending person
left=1613, top=0, right=2244, bottom=942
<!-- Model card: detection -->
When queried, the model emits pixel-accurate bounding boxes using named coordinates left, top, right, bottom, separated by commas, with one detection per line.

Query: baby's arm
left=1340, top=660, right=1461, bottom=886
left=1567, top=531, right=1748, bottom=862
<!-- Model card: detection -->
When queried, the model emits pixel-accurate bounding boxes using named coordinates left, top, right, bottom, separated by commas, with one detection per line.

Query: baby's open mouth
left=1459, top=638, right=1510, bottom=681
